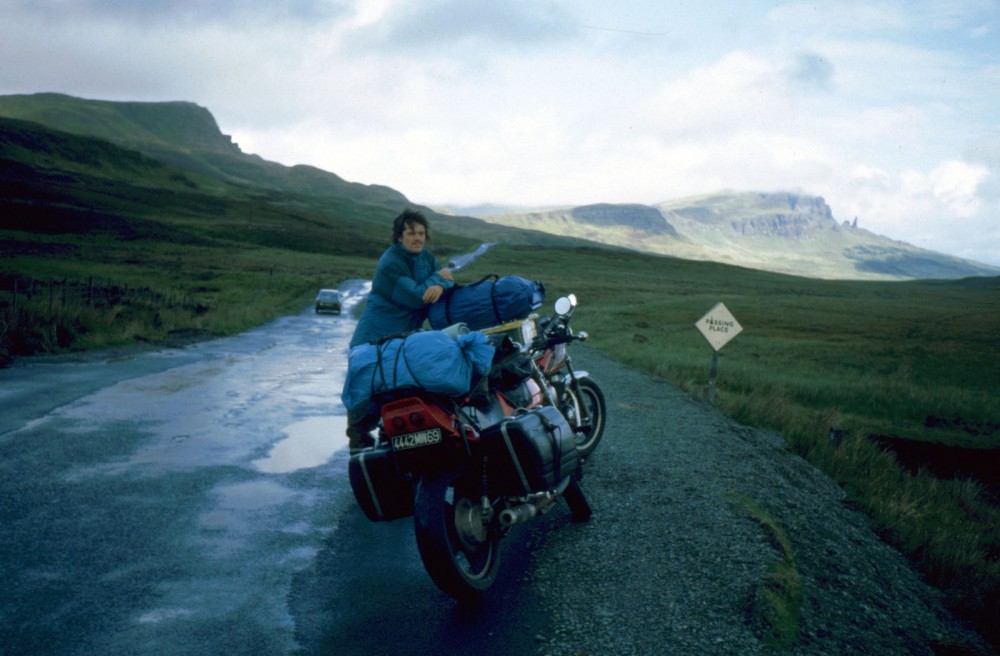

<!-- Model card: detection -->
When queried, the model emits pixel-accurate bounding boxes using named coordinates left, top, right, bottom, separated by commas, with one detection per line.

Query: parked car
left=315, top=289, right=342, bottom=315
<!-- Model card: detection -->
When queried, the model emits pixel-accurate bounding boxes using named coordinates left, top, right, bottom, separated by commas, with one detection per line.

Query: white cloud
left=642, top=51, right=785, bottom=140
left=928, top=160, right=989, bottom=217
left=830, top=157, right=995, bottom=265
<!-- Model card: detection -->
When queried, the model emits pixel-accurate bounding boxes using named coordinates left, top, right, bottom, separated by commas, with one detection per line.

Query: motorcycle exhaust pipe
left=499, top=494, right=561, bottom=527
left=499, top=504, right=538, bottom=527
left=499, top=478, right=575, bottom=527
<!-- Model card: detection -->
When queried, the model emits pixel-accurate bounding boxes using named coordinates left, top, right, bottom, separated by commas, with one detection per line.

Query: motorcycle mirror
left=554, top=295, right=576, bottom=316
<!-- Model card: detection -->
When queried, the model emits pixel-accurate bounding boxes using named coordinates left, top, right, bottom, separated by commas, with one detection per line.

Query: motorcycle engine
left=503, top=378, right=544, bottom=409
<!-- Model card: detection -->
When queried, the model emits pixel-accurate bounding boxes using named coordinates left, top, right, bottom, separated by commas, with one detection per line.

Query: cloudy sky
left=2, top=0, right=999, bottom=266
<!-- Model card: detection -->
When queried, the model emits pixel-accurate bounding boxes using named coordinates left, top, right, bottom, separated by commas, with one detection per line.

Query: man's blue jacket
left=349, top=242, right=454, bottom=348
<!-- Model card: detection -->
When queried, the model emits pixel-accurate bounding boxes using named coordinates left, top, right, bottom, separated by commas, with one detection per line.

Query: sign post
left=695, top=303, right=743, bottom=403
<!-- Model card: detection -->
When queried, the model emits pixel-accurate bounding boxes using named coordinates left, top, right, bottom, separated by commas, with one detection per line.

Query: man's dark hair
left=392, top=209, right=431, bottom=243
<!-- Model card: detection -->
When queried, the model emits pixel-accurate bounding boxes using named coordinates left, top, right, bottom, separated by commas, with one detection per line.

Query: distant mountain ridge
left=455, top=192, right=998, bottom=280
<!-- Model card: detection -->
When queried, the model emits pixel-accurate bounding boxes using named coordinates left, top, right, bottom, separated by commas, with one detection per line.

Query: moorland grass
left=732, top=494, right=801, bottom=650
left=1, top=240, right=372, bottom=357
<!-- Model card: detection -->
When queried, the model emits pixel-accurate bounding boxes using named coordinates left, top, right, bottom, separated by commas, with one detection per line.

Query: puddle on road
left=253, top=415, right=348, bottom=474
left=137, top=607, right=195, bottom=624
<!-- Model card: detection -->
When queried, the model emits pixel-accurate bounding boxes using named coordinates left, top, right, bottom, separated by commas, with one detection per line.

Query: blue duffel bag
left=341, top=329, right=495, bottom=415
left=428, top=274, right=545, bottom=331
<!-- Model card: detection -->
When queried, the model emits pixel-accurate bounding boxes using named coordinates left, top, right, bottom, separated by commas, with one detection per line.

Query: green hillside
left=0, top=111, right=597, bottom=356
left=0, top=114, right=458, bottom=355
left=0, top=93, right=598, bottom=250
left=0, top=92, right=415, bottom=208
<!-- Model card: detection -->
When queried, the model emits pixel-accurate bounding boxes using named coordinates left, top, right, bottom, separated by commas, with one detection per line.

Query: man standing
left=346, top=208, right=454, bottom=452
left=349, top=209, right=454, bottom=348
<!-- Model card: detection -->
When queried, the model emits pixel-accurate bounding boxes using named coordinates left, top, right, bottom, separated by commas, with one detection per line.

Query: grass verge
left=732, top=494, right=802, bottom=650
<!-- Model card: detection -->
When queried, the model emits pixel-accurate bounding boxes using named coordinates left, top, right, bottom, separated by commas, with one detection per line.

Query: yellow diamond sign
left=696, top=302, right=743, bottom=351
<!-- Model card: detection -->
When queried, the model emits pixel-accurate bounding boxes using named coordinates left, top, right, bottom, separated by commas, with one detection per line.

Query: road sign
left=696, top=302, right=743, bottom=352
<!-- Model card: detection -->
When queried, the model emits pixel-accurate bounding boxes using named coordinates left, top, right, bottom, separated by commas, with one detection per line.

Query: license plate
left=391, top=428, right=443, bottom=451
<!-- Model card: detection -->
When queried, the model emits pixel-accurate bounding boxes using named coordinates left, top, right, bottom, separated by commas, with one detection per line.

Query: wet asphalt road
left=0, top=278, right=550, bottom=656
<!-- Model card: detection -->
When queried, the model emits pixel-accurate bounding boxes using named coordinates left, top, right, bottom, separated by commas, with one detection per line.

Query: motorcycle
left=524, top=293, right=607, bottom=458
left=472, top=293, right=607, bottom=456
left=347, top=295, right=602, bottom=600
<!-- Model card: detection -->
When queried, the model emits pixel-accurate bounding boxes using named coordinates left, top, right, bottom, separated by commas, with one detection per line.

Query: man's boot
left=347, top=426, right=375, bottom=455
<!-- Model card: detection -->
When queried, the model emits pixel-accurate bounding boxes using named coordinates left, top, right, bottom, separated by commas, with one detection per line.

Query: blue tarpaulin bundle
left=341, top=330, right=495, bottom=414
left=428, top=275, right=545, bottom=331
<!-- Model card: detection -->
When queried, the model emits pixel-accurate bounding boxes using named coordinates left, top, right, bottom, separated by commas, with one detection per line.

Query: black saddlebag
left=348, top=444, right=414, bottom=522
left=483, top=405, right=579, bottom=496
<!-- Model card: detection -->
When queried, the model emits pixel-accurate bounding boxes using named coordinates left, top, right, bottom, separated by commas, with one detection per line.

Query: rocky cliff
left=570, top=203, right=679, bottom=236
left=659, top=192, right=836, bottom=240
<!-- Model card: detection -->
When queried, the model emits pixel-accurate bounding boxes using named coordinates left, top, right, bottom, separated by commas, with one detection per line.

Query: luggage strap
left=499, top=420, right=531, bottom=494
left=357, top=452, right=385, bottom=520
left=537, top=410, right=564, bottom=485
left=370, top=333, right=424, bottom=396
left=370, top=333, right=399, bottom=395
left=500, top=409, right=565, bottom=493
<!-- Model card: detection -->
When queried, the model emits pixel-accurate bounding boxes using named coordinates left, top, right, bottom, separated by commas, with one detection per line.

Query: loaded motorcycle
left=346, top=295, right=603, bottom=600
left=522, top=293, right=606, bottom=457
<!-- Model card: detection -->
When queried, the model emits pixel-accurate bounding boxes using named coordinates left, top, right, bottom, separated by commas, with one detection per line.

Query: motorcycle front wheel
left=413, top=473, right=502, bottom=601
left=562, top=377, right=607, bottom=458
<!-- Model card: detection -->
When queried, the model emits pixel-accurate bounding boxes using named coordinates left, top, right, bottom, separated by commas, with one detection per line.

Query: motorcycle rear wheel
left=413, top=473, right=502, bottom=601
left=562, top=377, right=607, bottom=458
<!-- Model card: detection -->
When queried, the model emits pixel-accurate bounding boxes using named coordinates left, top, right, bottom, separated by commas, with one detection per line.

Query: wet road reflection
left=0, top=280, right=369, bottom=655
left=255, top=415, right=349, bottom=474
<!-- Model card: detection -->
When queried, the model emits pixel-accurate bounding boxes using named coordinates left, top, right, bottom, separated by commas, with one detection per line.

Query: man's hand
left=423, top=284, right=444, bottom=304
left=438, top=267, right=454, bottom=282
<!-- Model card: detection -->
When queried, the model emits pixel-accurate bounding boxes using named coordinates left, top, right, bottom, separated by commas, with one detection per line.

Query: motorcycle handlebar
left=531, top=328, right=585, bottom=351
left=530, top=300, right=585, bottom=349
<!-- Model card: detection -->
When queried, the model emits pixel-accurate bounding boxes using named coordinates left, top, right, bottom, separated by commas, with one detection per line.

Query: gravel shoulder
left=521, top=346, right=993, bottom=656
